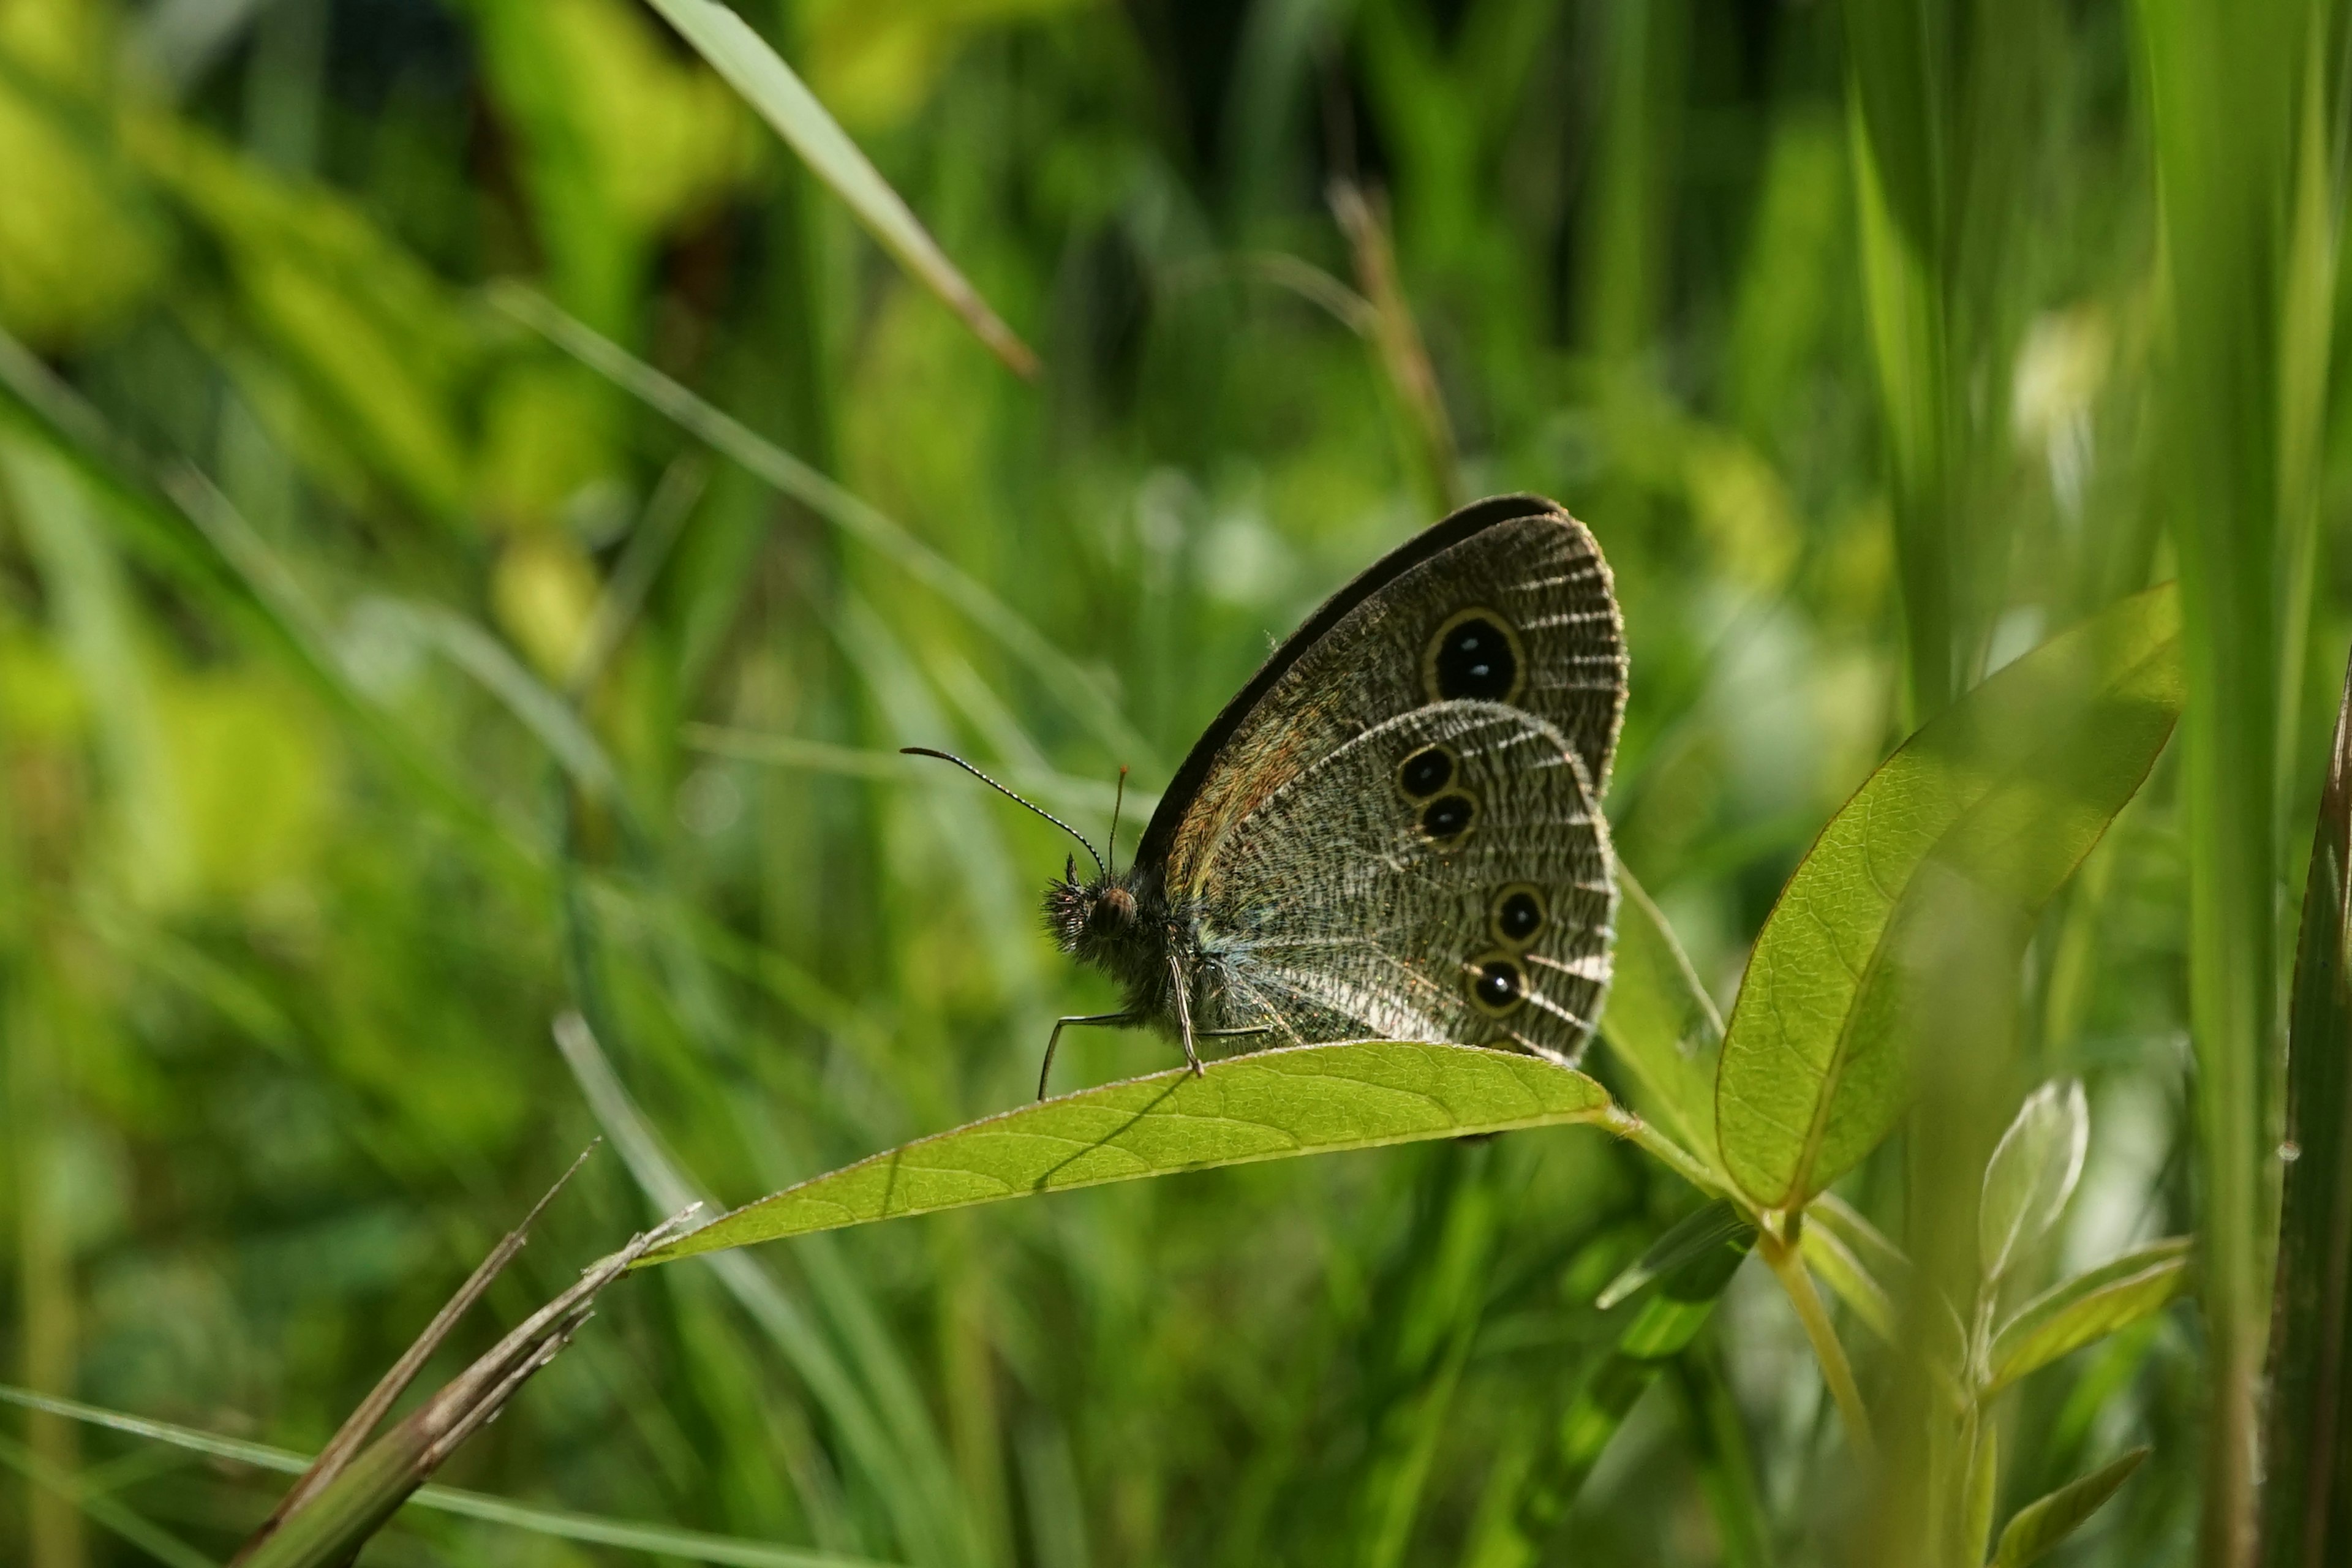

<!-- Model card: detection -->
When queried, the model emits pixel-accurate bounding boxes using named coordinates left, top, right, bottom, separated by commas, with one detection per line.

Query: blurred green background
left=0, top=0, right=2342, bottom=1562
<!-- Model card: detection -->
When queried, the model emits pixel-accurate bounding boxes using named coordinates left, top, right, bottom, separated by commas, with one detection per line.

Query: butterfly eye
left=1490, top=884, right=1547, bottom=948
left=1419, top=793, right=1477, bottom=843
left=1466, top=952, right=1528, bottom=1016
left=1396, top=744, right=1456, bottom=800
left=1423, top=608, right=1526, bottom=704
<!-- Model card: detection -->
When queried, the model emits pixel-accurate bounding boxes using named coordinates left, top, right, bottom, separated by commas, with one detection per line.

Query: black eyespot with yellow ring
left=1395, top=743, right=1457, bottom=801
left=1423, top=607, right=1527, bottom=705
left=1465, top=951, right=1529, bottom=1017
left=1489, top=883, right=1547, bottom=949
left=1419, top=792, right=1477, bottom=844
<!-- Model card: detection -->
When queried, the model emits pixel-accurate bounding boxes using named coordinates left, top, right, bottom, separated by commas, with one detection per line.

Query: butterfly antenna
left=1107, top=764, right=1129, bottom=875
left=901, top=748, right=1107, bottom=878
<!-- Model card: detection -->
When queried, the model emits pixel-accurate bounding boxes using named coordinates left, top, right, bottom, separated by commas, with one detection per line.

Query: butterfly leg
left=1166, top=953, right=1204, bottom=1077
left=1039, top=1012, right=1142, bottom=1101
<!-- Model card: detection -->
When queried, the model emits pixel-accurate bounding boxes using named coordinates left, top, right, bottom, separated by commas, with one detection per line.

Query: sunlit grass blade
left=1716, top=584, right=2183, bottom=1210
left=2138, top=0, right=2317, bottom=1556
left=638, top=1043, right=1627, bottom=1262
left=0, top=1387, right=902, bottom=1568
left=631, top=0, right=1035, bottom=378
left=491, top=284, right=1151, bottom=768
left=2260, top=643, right=2352, bottom=1566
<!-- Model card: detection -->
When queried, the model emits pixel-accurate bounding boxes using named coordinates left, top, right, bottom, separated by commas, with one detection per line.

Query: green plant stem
left=1761, top=1224, right=1875, bottom=1458
left=1610, top=1107, right=1728, bottom=1197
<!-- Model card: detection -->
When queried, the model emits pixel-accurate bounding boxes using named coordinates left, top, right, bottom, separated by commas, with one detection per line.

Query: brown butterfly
left=913, top=494, right=1625, bottom=1096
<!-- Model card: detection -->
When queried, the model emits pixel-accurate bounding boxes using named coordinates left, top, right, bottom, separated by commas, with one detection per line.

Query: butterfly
left=911, top=494, right=1625, bottom=1098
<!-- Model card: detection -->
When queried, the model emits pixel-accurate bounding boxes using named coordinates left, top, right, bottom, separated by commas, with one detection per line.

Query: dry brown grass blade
left=230, top=1150, right=700, bottom=1568
left=1329, top=180, right=1461, bottom=510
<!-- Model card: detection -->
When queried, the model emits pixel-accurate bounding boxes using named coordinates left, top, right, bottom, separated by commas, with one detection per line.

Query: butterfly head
left=1044, top=856, right=1144, bottom=958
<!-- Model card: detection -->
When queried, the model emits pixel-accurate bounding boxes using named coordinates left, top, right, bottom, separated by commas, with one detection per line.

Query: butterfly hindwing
left=1184, top=701, right=1615, bottom=1063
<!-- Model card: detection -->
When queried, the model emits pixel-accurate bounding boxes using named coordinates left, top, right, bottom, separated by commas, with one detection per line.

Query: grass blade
left=2261, top=643, right=2352, bottom=1565
left=631, top=0, right=1035, bottom=377
left=639, top=1043, right=1625, bottom=1262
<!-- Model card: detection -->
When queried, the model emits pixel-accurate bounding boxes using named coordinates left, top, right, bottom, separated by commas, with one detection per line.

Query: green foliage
left=1987, top=1240, right=2193, bottom=1396
left=0, top=0, right=2333, bottom=1562
left=643, top=1044, right=1621, bottom=1261
left=1991, top=1449, right=2152, bottom=1568
left=1716, top=586, right=2182, bottom=1210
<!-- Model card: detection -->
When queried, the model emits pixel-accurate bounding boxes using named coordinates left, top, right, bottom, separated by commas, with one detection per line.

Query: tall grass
left=0, top=0, right=2342, bottom=1564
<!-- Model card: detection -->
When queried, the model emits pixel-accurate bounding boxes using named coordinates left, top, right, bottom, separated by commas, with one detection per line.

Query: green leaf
left=639, top=1043, right=1623, bottom=1264
left=1989, top=1447, right=2149, bottom=1567
left=1715, top=586, right=2183, bottom=1209
left=1600, top=865, right=1724, bottom=1166
left=2265, top=641, right=2352, bottom=1562
left=633, top=0, right=1036, bottom=377
left=1988, top=1238, right=2192, bottom=1396
left=1980, top=1079, right=2088, bottom=1284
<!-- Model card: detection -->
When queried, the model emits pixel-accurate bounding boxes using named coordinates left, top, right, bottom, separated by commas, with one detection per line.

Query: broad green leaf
left=1988, top=1238, right=2191, bottom=1395
left=1980, top=1079, right=2088, bottom=1283
left=634, top=0, right=1037, bottom=377
left=1716, top=586, right=2182, bottom=1208
left=640, top=1043, right=1622, bottom=1263
left=1600, top=865, right=1724, bottom=1164
left=2262, top=640, right=2352, bottom=1563
left=1989, top=1447, right=2149, bottom=1567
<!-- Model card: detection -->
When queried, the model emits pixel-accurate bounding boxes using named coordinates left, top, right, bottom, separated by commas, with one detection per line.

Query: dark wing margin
left=1133, top=493, right=1569, bottom=870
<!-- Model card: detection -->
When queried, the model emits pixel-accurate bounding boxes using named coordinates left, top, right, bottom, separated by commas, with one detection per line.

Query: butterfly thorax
left=1044, top=861, right=1184, bottom=1016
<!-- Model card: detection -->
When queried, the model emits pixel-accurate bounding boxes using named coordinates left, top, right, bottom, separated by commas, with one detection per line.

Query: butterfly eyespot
left=1419, top=793, right=1477, bottom=843
left=1396, top=744, right=1457, bottom=800
left=1423, top=608, right=1526, bottom=704
left=1466, top=952, right=1528, bottom=1016
left=1490, top=884, right=1547, bottom=948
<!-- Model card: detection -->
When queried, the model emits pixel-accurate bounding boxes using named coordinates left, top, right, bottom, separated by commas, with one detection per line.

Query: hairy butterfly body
left=1029, top=494, right=1626, bottom=1095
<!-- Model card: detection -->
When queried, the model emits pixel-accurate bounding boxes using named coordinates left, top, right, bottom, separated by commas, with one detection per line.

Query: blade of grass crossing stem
left=1715, top=586, right=2182, bottom=1210
left=0, top=1431, right=216, bottom=1568
left=0, top=1387, right=897, bottom=1568
left=631, top=0, right=1035, bottom=378
left=553, top=1015, right=981, bottom=1568
left=2261, top=646, right=2352, bottom=1566
left=638, top=1043, right=1625, bottom=1261
left=2139, top=2, right=2316, bottom=1561
left=491, top=285, right=1151, bottom=769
